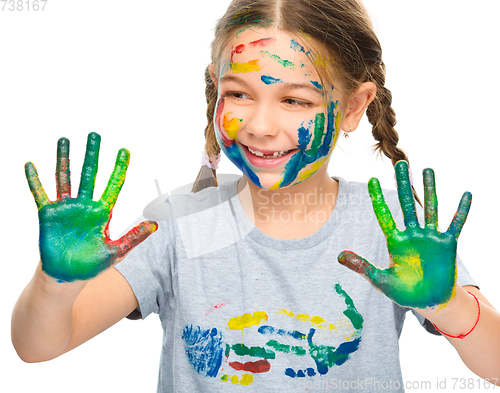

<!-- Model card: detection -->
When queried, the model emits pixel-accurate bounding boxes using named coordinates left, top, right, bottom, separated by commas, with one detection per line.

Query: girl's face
left=214, top=28, right=342, bottom=190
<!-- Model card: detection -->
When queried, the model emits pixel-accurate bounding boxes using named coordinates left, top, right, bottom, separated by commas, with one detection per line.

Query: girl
left=10, top=0, right=500, bottom=392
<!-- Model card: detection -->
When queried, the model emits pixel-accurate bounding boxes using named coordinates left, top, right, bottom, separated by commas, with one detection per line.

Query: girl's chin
left=250, top=173, right=298, bottom=191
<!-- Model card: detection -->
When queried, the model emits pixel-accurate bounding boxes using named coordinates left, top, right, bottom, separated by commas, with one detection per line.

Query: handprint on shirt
left=182, top=284, right=363, bottom=386
left=25, top=132, right=158, bottom=282
left=338, top=161, right=472, bottom=309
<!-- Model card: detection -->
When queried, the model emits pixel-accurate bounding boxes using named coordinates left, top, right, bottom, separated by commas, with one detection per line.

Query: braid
left=204, top=66, right=221, bottom=160
left=191, top=66, right=220, bottom=193
left=366, top=62, right=422, bottom=205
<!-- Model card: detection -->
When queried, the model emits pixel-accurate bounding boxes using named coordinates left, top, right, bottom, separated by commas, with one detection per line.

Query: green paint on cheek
left=305, top=112, right=325, bottom=157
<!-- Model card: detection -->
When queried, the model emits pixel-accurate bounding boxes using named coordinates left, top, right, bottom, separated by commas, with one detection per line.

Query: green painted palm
left=25, top=133, right=157, bottom=282
left=338, top=161, right=472, bottom=309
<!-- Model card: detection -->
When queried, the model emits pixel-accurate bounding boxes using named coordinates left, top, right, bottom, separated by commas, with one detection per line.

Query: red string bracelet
left=433, top=291, right=480, bottom=339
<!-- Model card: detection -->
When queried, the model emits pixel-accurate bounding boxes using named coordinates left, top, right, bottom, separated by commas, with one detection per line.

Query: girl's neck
left=237, top=167, right=339, bottom=240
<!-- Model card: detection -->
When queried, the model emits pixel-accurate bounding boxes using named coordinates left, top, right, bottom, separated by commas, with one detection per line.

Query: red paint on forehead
left=230, top=37, right=276, bottom=61
left=249, top=37, right=276, bottom=47
left=230, top=45, right=246, bottom=62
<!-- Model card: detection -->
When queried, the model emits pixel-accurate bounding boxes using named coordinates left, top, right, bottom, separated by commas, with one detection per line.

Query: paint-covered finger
left=368, top=177, right=397, bottom=237
left=338, top=251, right=386, bottom=286
left=395, top=161, right=419, bottom=229
left=423, top=168, right=438, bottom=228
left=100, top=148, right=130, bottom=210
left=56, top=138, right=71, bottom=200
left=25, top=162, right=49, bottom=209
left=447, top=192, right=472, bottom=240
left=109, top=220, right=158, bottom=259
left=78, top=132, right=101, bottom=199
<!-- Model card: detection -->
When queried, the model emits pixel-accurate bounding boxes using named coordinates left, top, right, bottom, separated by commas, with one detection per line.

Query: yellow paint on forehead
left=314, top=56, right=328, bottom=69
left=230, top=59, right=262, bottom=73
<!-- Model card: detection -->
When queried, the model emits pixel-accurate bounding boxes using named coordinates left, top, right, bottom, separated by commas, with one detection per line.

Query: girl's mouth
left=242, top=144, right=297, bottom=169
left=248, top=147, right=292, bottom=158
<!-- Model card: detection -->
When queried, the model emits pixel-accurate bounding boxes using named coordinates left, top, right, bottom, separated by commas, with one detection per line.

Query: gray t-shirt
left=115, top=177, right=476, bottom=393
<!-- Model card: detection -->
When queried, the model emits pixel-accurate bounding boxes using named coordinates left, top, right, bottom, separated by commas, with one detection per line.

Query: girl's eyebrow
left=282, top=82, right=324, bottom=95
left=219, top=74, right=249, bottom=86
left=220, top=75, right=323, bottom=95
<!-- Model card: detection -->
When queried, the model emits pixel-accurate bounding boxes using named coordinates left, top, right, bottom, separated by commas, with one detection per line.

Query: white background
left=1, top=0, right=499, bottom=391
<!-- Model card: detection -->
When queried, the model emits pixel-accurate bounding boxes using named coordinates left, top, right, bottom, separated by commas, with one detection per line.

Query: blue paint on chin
left=214, top=118, right=262, bottom=188
left=223, top=143, right=262, bottom=188
left=261, top=75, right=283, bottom=85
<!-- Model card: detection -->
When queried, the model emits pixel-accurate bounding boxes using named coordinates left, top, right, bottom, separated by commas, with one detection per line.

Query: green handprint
left=338, top=161, right=472, bottom=309
left=25, top=132, right=158, bottom=282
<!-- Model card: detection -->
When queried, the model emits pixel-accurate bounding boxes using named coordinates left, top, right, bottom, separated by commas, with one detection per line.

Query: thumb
left=338, top=251, right=388, bottom=290
left=110, top=220, right=158, bottom=260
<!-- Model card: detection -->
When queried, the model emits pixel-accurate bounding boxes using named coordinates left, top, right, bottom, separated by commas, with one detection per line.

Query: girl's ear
left=341, top=82, right=377, bottom=133
left=209, top=64, right=218, bottom=88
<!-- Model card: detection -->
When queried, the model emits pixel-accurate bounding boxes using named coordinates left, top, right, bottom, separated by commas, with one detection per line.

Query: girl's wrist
left=415, top=286, right=480, bottom=338
left=33, top=262, right=87, bottom=305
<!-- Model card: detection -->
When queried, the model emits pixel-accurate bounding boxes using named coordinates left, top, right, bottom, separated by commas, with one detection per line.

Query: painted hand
left=338, top=161, right=472, bottom=309
left=25, top=132, right=158, bottom=282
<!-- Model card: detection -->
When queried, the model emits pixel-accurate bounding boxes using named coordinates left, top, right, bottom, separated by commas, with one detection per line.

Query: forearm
left=11, top=263, right=86, bottom=363
left=417, top=285, right=500, bottom=382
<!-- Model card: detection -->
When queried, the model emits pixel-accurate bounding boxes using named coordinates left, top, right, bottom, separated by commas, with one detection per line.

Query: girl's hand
left=25, top=132, right=158, bottom=282
left=338, top=161, right=472, bottom=309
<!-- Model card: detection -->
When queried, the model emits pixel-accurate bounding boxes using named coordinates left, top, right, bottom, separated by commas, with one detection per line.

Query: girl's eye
left=226, top=92, right=249, bottom=100
left=283, top=98, right=312, bottom=107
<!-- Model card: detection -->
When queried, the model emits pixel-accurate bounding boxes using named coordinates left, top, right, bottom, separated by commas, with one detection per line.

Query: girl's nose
left=244, top=104, right=279, bottom=138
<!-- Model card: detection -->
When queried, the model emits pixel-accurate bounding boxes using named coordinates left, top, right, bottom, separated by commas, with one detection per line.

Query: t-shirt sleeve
left=114, top=211, right=176, bottom=322
left=382, top=187, right=478, bottom=335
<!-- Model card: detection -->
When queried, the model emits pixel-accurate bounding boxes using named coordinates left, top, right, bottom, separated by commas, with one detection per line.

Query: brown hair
left=194, top=0, right=420, bottom=203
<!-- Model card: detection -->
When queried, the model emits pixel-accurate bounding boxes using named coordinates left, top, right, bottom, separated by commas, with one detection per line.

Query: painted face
left=214, top=28, right=342, bottom=190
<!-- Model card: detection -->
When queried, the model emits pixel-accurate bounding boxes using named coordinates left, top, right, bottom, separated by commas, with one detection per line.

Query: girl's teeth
left=248, top=147, right=290, bottom=158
